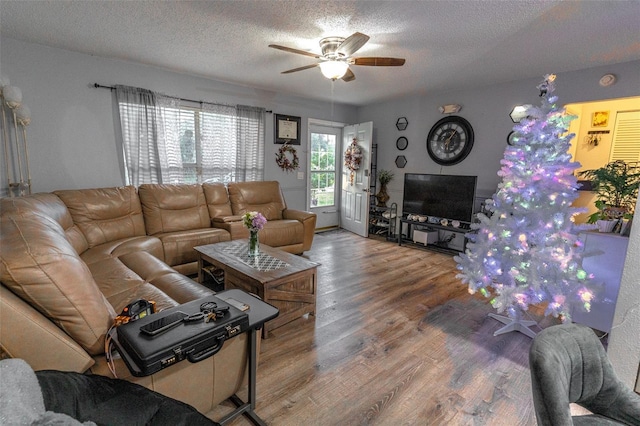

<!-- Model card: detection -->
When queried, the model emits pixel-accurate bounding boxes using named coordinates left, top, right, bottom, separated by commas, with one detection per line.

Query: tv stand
left=398, top=218, right=471, bottom=254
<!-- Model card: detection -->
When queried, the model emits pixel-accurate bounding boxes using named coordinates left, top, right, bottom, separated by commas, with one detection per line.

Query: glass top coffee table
left=195, top=240, right=318, bottom=338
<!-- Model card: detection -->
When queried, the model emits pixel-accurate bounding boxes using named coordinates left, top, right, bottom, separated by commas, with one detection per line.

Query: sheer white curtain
left=115, top=85, right=265, bottom=185
left=236, top=105, right=265, bottom=182
left=115, top=85, right=166, bottom=185
left=201, top=103, right=240, bottom=183
left=156, top=95, right=193, bottom=184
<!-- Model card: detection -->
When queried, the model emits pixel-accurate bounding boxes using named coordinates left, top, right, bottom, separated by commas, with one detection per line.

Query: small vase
left=376, top=184, right=390, bottom=207
left=596, top=220, right=616, bottom=233
left=248, top=229, right=259, bottom=256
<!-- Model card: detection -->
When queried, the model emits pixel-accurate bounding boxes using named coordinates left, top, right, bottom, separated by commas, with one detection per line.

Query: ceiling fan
left=269, top=32, right=405, bottom=82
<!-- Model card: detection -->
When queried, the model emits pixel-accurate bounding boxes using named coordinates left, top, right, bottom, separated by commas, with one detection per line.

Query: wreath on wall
left=344, top=137, right=362, bottom=185
left=275, top=143, right=300, bottom=173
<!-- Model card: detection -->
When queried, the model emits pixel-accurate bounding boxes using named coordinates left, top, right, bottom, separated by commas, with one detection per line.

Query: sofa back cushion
left=0, top=212, right=115, bottom=355
left=138, top=184, right=211, bottom=235
left=202, top=183, right=233, bottom=219
left=54, top=186, right=146, bottom=248
left=1, top=193, right=89, bottom=255
left=227, top=181, right=286, bottom=220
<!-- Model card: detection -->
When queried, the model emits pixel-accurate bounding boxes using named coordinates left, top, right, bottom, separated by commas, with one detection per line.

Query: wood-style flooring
left=213, top=230, right=562, bottom=425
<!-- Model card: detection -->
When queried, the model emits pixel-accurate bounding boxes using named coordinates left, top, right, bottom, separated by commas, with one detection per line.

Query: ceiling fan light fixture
left=319, top=61, right=349, bottom=80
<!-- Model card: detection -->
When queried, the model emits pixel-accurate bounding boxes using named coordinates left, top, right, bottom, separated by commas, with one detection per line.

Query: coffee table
left=195, top=240, right=318, bottom=338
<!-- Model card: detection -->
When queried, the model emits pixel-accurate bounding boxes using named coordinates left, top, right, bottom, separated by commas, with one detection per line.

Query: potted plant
left=578, top=160, right=640, bottom=230
left=376, top=169, right=394, bottom=207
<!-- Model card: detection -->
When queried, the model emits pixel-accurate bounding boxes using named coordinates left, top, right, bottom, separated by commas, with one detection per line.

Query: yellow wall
left=567, top=96, right=640, bottom=223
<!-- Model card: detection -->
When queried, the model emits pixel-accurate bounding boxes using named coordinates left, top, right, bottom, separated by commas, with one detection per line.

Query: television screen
left=402, top=173, right=477, bottom=223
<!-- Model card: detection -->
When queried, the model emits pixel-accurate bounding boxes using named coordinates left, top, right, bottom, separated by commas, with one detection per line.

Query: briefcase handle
left=187, top=335, right=226, bottom=363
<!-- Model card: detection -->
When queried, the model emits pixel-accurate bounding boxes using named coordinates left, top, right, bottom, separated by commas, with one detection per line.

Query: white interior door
left=340, top=122, right=372, bottom=237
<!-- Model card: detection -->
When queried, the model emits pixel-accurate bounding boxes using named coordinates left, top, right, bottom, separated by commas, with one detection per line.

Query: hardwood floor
left=215, top=230, right=561, bottom=425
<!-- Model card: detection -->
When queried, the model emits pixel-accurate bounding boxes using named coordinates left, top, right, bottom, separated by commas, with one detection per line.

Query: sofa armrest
left=283, top=209, right=314, bottom=223
left=212, top=220, right=248, bottom=240
left=0, top=285, right=94, bottom=373
left=211, top=215, right=243, bottom=224
left=283, top=209, right=317, bottom=252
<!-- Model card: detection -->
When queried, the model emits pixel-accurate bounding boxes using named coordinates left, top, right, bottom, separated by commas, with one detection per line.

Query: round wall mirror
left=396, top=136, right=408, bottom=151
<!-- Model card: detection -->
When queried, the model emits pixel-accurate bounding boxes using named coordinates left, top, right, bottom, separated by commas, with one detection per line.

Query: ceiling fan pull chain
left=330, top=80, right=335, bottom=118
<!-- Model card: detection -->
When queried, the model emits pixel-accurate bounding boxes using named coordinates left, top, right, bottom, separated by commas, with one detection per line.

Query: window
left=160, top=104, right=241, bottom=184
left=310, top=131, right=337, bottom=207
left=115, top=85, right=264, bottom=186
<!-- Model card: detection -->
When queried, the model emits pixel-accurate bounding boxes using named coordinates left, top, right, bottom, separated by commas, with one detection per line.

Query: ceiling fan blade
left=341, top=67, right=356, bottom=82
left=351, top=57, right=406, bottom=66
left=337, top=32, right=370, bottom=57
left=281, top=63, right=319, bottom=74
left=269, top=44, right=321, bottom=59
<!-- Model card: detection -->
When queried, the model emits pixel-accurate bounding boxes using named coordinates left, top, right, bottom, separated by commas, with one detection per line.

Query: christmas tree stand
left=488, top=313, right=537, bottom=339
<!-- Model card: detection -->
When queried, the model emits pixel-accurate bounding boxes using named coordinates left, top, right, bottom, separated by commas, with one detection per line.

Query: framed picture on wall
left=274, top=114, right=301, bottom=145
left=592, top=111, right=609, bottom=127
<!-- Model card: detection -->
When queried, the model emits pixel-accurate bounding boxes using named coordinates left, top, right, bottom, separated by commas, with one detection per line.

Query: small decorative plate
left=396, top=136, right=408, bottom=151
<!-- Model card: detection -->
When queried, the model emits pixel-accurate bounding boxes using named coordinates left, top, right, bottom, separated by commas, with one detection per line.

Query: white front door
left=340, top=122, right=373, bottom=237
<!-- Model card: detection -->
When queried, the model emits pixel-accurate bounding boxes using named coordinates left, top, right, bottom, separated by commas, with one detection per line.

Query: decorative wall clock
left=426, top=116, right=474, bottom=165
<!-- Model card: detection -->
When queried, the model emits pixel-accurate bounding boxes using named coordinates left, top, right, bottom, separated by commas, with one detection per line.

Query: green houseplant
left=375, top=169, right=394, bottom=207
left=578, top=160, right=640, bottom=224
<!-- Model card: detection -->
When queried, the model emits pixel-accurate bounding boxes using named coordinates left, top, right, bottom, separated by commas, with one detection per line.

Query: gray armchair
left=529, top=323, right=640, bottom=425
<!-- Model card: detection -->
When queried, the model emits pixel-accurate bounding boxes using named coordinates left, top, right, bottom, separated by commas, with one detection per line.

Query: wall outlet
left=297, top=171, right=304, bottom=180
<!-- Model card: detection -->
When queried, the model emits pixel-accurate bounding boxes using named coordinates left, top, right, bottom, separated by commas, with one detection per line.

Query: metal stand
left=1, top=92, right=32, bottom=197
left=218, top=328, right=266, bottom=426
left=488, top=313, right=537, bottom=339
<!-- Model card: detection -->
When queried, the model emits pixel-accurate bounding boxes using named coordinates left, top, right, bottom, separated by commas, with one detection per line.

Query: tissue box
left=413, top=230, right=438, bottom=245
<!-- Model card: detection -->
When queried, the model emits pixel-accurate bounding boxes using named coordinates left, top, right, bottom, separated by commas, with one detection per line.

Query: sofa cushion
left=0, top=286, right=95, bottom=373
left=202, top=183, right=233, bottom=219
left=118, top=252, right=213, bottom=304
left=1, top=193, right=89, bottom=255
left=79, top=235, right=164, bottom=266
left=138, top=184, right=211, bottom=235
left=154, top=228, right=231, bottom=268
left=227, top=181, right=286, bottom=220
left=260, top=220, right=304, bottom=248
left=88, top=252, right=212, bottom=313
left=0, top=212, right=115, bottom=355
left=54, top=186, right=146, bottom=248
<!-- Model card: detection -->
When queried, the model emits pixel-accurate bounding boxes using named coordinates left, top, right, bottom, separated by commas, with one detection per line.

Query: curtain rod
left=92, top=83, right=272, bottom=113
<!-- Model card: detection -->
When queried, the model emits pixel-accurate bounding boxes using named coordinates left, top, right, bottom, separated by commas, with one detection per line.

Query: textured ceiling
left=2, top=1, right=639, bottom=106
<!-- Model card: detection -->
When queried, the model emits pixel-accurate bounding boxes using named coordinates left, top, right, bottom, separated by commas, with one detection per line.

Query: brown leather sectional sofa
left=0, top=180, right=316, bottom=416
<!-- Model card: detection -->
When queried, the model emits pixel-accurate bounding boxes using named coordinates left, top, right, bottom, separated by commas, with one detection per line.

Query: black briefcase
left=116, top=295, right=249, bottom=377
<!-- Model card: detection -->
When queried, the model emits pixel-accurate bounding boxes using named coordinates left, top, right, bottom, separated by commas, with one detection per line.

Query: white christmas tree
left=455, top=74, right=596, bottom=338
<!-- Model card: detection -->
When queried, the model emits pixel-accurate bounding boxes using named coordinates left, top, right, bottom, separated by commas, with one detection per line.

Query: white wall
left=356, top=61, right=640, bottom=206
left=0, top=37, right=358, bottom=210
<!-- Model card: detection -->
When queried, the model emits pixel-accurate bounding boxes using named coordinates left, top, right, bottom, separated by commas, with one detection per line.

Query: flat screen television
left=402, top=173, right=477, bottom=223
